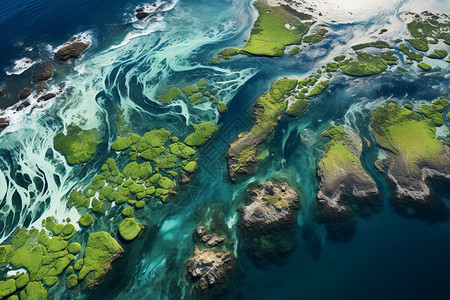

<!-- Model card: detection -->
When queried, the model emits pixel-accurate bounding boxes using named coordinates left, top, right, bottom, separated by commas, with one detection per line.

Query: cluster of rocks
left=194, top=225, right=224, bottom=248
left=186, top=225, right=234, bottom=294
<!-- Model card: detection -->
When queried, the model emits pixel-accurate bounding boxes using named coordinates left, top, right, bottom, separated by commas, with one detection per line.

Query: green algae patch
left=78, top=232, right=124, bottom=290
left=25, top=281, right=47, bottom=299
left=380, top=51, right=398, bottom=62
left=122, top=206, right=134, bottom=217
left=182, top=161, right=197, bottom=173
left=288, top=46, right=300, bottom=55
left=351, top=40, right=391, bottom=50
left=417, top=62, right=431, bottom=71
left=78, top=212, right=94, bottom=227
left=241, top=2, right=311, bottom=56
left=399, top=44, right=423, bottom=61
left=303, top=24, right=328, bottom=44
left=307, top=81, right=329, bottom=97
left=67, top=242, right=81, bottom=255
left=419, top=97, right=449, bottom=126
left=181, top=84, right=199, bottom=96
left=67, top=274, right=78, bottom=288
left=340, top=52, right=387, bottom=76
left=184, top=122, right=218, bottom=146
left=218, top=102, right=227, bottom=114
left=0, top=278, right=16, bottom=298
left=427, top=50, right=448, bottom=59
left=54, top=123, right=102, bottom=165
left=287, top=99, right=308, bottom=116
left=157, top=86, right=182, bottom=103
left=118, top=218, right=143, bottom=241
left=406, top=38, right=429, bottom=52
left=111, top=137, right=132, bottom=151
left=15, top=274, right=29, bottom=289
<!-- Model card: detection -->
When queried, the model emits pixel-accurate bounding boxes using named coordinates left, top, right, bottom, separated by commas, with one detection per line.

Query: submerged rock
left=18, top=88, right=31, bottom=99
left=54, top=39, right=90, bottom=63
left=37, top=93, right=56, bottom=102
left=0, top=85, right=6, bottom=98
left=239, top=181, right=300, bottom=262
left=315, top=125, right=380, bottom=242
left=371, top=102, right=450, bottom=221
left=186, top=246, right=234, bottom=293
left=32, top=61, right=54, bottom=82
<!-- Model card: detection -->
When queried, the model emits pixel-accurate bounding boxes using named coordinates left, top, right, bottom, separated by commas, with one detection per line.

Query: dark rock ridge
left=238, top=181, right=300, bottom=262
left=186, top=246, right=234, bottom=293
left=16, top=100, right=30, bottom=111
left=32, top=62, right=54, bottom=82
left=0, top=117, right=9, bottom=130
left=38, top=93, right=56, bottom=102
left=315, top=126, right=380, bottom=242
left=54, top=39, right=90, bottom=63
left=194, top=225, right=224, bottom=248
left=18, top=88, right=31, bottom=99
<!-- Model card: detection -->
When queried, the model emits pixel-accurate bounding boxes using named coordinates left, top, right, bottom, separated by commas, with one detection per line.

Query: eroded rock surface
left=32, top=62, right=54, bottom=82
left=54, top=39, right=90, bottom=63
left=194, top=225, right=224, bottom=248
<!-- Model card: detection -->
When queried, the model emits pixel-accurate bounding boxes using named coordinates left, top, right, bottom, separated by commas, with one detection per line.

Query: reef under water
left=0, top=0, right=449, bottom=299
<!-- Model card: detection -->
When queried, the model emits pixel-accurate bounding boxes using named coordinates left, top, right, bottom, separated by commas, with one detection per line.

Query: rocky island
left=239, top=181, right=300, bottom=262
left=315, top=126, right=380, bottom=241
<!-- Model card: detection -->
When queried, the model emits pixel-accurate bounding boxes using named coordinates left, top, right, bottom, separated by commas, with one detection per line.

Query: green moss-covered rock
left=118, top=218, right=143, bottom=241
left=78, top=212, right=94, bottom=227
left=67, top=242, right=81, bottom=255
left=287, top=99, right=308, bottom=116
left=24, top=281, right=47, bottom=300
left=351, top=40, right=391, bottom=50
left=427, top=49, right=448, bottom=59
left=181, top=84, right=199, bottom=96
left=67, top=274, right=78, bottom=288
left=78, top=232, right=124, bottom=290
left=288, top=46, right=300, bottom=55
left=168, top=142, right=196, bottom=158
left=157, top=86, right=182, bottom=104
left=73, top=259, right=84, bottom=271
left=184, top=122, right=218, bottom=146
left=15, top=274, right=29, bottom=289
left=182, top=161, right=197, bottom=173
left=399, top=44, right=423, bottom=61
left=68, top=189, right=90, bottom=210
left=43, top=275, right=58, bottom=286
left=418, top=97, right=449, bottom=126
left=0, top=279, right=16, bottom=298
left=240, top=3, right=312, bottom=56
left=417, top=62, right=431, bottom=71
left=340, top=52, right=387, bottom=76
left=218, top=102, right=227, bottom=114
left=122, top=206, right=134, bottom=217
left=111, top=137, right=132, bottom=151
left=135, top=200, right=145, bottom=209
left=54, top=123, right=102, bottom=165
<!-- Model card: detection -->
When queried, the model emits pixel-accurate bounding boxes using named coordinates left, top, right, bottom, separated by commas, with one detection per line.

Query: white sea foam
left=5, top=57, right=35, bottom=75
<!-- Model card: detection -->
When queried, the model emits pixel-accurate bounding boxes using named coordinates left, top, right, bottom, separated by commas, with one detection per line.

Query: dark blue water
left=1, top=0, right=450, bottom=299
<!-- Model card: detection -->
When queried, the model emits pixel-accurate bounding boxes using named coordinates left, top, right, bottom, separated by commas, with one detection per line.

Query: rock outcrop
left=186, top=246, right=234, bottom=293
left=194, top=225, right=224, bottom=248
left=54, top=38, right=90, bottom=63
left=239, top=181, right=300, bottom=262
left=32, top=62, right=54, bottom=82
left=371, top=101, right=450, bottom=221
left=18, top=88, right=31, bottom=99
left=315, top=125, right=380, bottom=241
left=0, top=117, right=9, bottom=130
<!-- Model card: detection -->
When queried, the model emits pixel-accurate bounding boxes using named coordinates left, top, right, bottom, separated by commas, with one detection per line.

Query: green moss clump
left=67, top=242, right=81, bottom=255
left=181, top=84, right=199, bottom=96
left=24, top=281, right=47, bottom=299
left=427, top=50, right=448, bottom=59
left=380, top=51, right=398, bottom=62
left=0, top=279, right=16, bottom=298
left=111, top=137, right=132, bottom=151
left=54, top=123, right=102, bottom=165
left=399, top=44, right=423, bottom=61
left=210, top=58, right=220, bottom=65
left=351, top=41, right=392, bottom=50
left=218, top=102, right=227, bottom=114
left=15, top=274, right=29, bottom=289
left=325, top=62, right=340, bottom=72
left=182, top=161, right=197, bottom=173
left=118, top=218, right=143, bottom=241
left=78, top=212, right=94, bottom=227
left=419, top=97, right=449, bottom=126
left=340, top=52, right=387, bottom=76
left=211, top=88, right=219, bottom=95
left=404, top=104, right=413, bottom=110
left=68, top=189, right=90, bottom=210
left=122, top=206, right=134, bottom=217
left=184, top=122, right=218, bottom=146
left=288, top=46, right=300, bottom=55
left=334, top=55, right=346, bottom=62
left=78, top=232, right=124, bottom=289
left=217, top=48, right=241, bottom=59
left=188, top=92, right=203, bottom=103
left=135, top=201, right=145, bottom=209
left=287, top=99, right=308, bottom=116
left=406, top=38, right=429, bottom=52
left=157, top=86, right=182, bottom=104
left=240, top=3, right=312, bottom=56
left=417, top=62, right=431, bottom=71
left=168, top=142, right=196, bottom=158
left=91, top=198, right=102, bottom=213
left=308, top=81, right=330, bottom=97
left=67, top=274, right=78, bottom=288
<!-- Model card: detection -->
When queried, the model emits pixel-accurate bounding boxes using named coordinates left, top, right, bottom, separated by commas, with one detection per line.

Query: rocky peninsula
left=371, top=101, right=450, bottom=221
left=315, top=126, right=380, bottom=241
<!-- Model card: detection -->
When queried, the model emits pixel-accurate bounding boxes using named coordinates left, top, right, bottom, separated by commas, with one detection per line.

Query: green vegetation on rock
left=427, top=50, right=448, bottom=59
left=218, top=102, right=227, bottom=114
left=184, top=122, right=218, bottom=146
left=417, top=62, right=431, bottom=71
left=157, top=86, right=182, bottom=104
left=118, top=218, right=143, bottom=241
left=287, top=99, right=308, bottom=116
left=67, top=274, right=78, bottom=288
left=406, top=38, right=429, bottom=52
left=340, top=52, right=387, bottom=76
left=288, top=46, right=300, bottom=55
left=351, top=41, right=391, bottom=50
left=303, top=25, right=328, bottom=44
left=419, top=97, right=449, bottom=126
left=240, top=2, right=312, bottom=56
left=78, top=212, right=94, bottom=227
left=54, top=124, right=102, bottom=165
left=111, top=137, right=132, bottom=151
left=399, top=44, right=423, bottom=61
